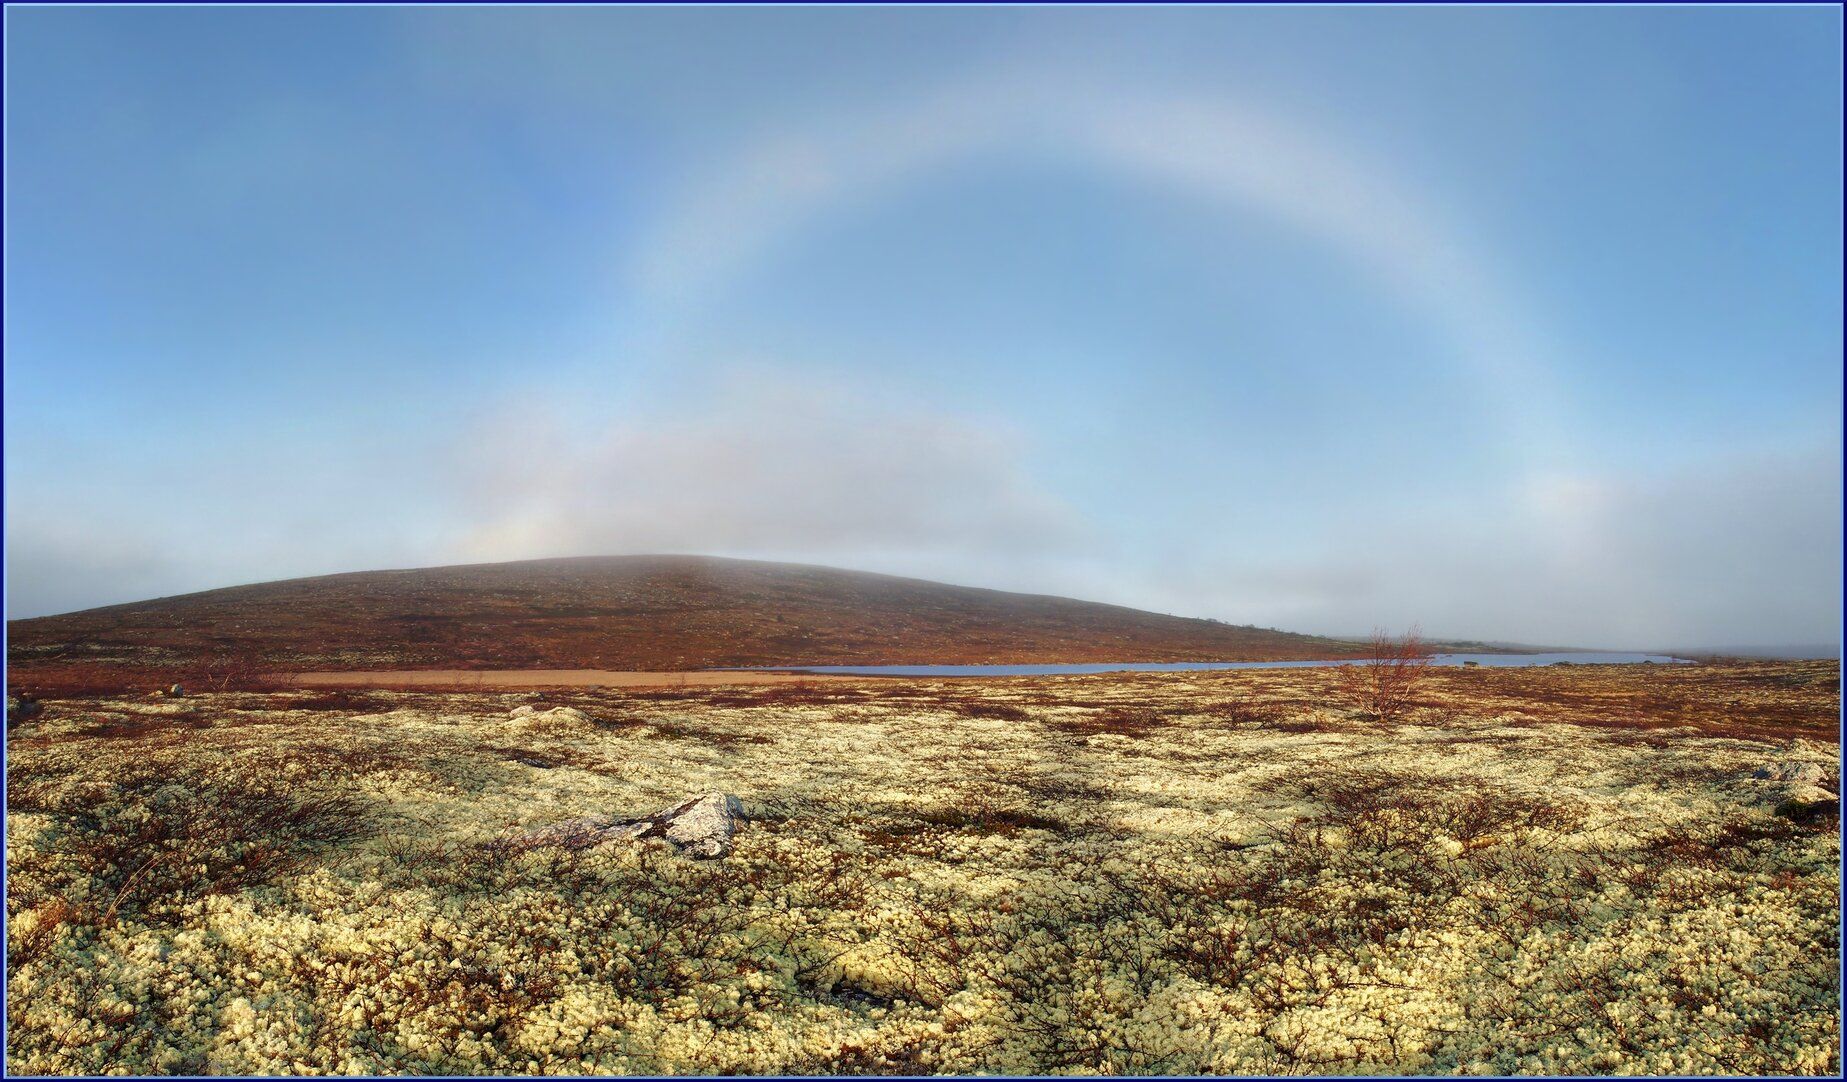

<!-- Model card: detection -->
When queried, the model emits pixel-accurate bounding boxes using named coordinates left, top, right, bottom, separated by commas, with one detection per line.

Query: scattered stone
left=149, top=783, right=192, bottom=811
left=652, top=793, right=748, bottom=858
left=1774, top=789, right=1840, bottom=825
left=1782, top=782, right=1837, bottom=803
left=6, top=695, right=42, bottom=726
left=826, top=981, right=897, bottom=1011
left=501, top=705, right=594, bottom=735
left=1754, top=761, right=1831, bottom=787
left=507, top=792, right=747, bottom=859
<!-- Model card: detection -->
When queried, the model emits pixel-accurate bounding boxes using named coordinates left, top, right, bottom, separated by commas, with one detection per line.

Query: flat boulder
left=1774, top=786, right=1841, bottom=825
left=506, top=792, right=747, bottom=859
left=501, top=705, right=595, bottom=735
left=653, top=793, right=748, bottom=858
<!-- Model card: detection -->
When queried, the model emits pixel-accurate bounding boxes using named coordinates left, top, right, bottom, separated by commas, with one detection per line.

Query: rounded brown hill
left=5, top=554, right=1360, bottom=678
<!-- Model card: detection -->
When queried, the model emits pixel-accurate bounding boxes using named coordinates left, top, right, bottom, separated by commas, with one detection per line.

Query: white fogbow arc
left=631, top=76, right=1570, bottom=475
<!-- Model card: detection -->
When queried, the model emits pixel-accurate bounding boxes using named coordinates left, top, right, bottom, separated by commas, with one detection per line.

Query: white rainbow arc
left=630, top=74, right=1572, bottom=479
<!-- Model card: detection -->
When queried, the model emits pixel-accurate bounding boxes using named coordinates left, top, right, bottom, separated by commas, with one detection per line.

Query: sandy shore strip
left=284, top=669, right=858, bottom=688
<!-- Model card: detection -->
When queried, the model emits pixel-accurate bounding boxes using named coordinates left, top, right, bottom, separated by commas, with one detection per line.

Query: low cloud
left=9, top=372, right=1833, bottom=654
left=1123, top=448, right=1841, bottom=651
left=4, top=372, right=1088, bottom=620
left=453, top=376, right=1086, bottom=568
left=5, top=521, right=191, bottom=619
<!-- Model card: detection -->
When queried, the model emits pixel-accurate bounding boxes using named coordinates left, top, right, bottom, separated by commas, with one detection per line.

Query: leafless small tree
left=1333, top=627, right=1431, bottom=722
left=184, top=655, right=278, bottom=693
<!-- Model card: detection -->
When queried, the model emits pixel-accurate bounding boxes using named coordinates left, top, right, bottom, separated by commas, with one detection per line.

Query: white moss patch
left=5, top=675, right=1839, bottom=1076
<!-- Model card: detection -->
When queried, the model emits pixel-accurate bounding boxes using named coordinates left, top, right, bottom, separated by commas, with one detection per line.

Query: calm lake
left=735, top=652, right=1692, bottom=677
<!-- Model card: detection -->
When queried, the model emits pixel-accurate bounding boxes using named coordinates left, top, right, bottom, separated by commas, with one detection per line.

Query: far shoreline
left=284, top=651, right=1695, bottom=689
left=285, top=669, right=859, bottom=689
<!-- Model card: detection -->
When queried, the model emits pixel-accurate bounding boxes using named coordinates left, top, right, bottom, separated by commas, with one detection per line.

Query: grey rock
left=506, top=792, right=747, bottom=859
left=655, top=793, right=748, bottom=859
left=1781, top=783, right=1839, bottom=805
left=501, top=705, right=595, bottom=734
left=1754, top=761, right=1830, bottom=787
left=6, top=695, right=42, bottom=726
left=1774, top=792, right=1840, bottom=825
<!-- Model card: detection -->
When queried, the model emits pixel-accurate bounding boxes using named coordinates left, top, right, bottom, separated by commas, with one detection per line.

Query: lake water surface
left=735, top=652, right=1692, bottom=677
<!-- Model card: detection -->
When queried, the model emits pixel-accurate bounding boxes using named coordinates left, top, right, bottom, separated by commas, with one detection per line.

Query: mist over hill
left=5, top=555, right=1364, bottom=677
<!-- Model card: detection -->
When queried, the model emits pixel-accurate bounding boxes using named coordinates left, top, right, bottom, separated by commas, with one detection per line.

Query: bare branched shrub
left=1052, top=706, right=1165, bottom=737
left=703, top=682, right=872, bottom=708
left=1201, top=688, right=1283, bottom=726
left=1332, top=626, right=1431, bottom=721
left=75, top=711, right=211, bottom=741
left=864, top=792, right=1066, bottom=851
left=179, top=654, right=278, bottom=692
left=6, top=898, right=77, bottom=969
left=288, top=689, right=388, bottom=714
left=955, top=700, right=1032, bottom=721
left=12, top=766, right=368, bottom=930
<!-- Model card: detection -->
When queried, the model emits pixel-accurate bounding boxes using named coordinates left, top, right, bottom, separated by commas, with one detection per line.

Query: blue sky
left=4, top=5, right=1841, bottom=649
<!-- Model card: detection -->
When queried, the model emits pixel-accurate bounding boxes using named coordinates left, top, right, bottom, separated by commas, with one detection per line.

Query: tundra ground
left=5, top=661, right=1840, bottom=1076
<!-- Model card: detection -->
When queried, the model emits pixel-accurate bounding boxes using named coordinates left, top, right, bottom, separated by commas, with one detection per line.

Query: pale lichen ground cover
left=5, top=664, right=1840, bottom=1076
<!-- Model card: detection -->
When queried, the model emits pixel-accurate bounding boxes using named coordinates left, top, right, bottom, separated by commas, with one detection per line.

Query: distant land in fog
left=1660, top=644, right=1842, bottom=661
left=4, top=554, right=1382, bottom=683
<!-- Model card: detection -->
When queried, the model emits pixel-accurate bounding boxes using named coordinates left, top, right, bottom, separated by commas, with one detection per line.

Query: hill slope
left=6, top=555, right=1361, bottom=679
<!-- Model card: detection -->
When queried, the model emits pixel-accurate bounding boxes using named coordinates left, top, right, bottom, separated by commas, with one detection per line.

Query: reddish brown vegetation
left=1052, top=706, right=1168, bottom=737
left=699, top=681, right=875, bottom=708
left=1331, top=628, right=1432, bottom=721
left=1419, top=659, right=1839, bottom=743
left=1199, top=689, right=1286, bottom=725
left=6, top=555, right=1364, bottom=688
left=181, top=655, right=281, bottom=692
left=286, top=689, right=389, bottom=714
left=954, top=700, right=1034, bottom=721
left=74, top=712, right=213, bottom=741
left=7, top=757, right=368, bottom=931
